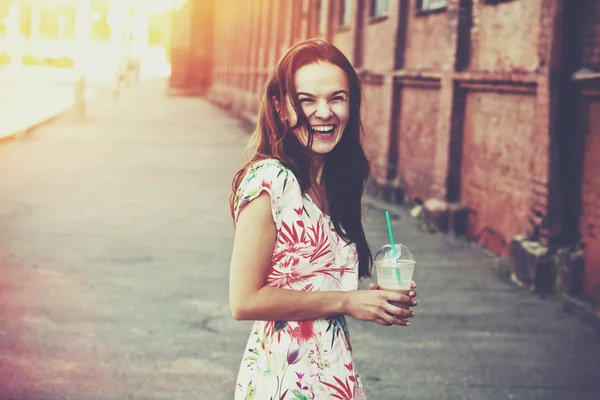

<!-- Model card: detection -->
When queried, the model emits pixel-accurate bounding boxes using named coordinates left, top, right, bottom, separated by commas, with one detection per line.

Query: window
left=419, top=0, right=448, bottom=11
left=339, top=0, right=352, bottom=27
left=371, top=0, right=390, bottom=18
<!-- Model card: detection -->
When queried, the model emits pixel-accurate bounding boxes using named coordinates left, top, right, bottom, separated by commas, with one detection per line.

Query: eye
left=330, top=96, right=346, bottom=102
left=299, top=98, right=315, bottom=104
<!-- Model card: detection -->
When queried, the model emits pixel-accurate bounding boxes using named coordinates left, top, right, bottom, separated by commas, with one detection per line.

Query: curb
left=0, top=107, right=67, bottom=143
left=0, top=89, right=97, bottom=143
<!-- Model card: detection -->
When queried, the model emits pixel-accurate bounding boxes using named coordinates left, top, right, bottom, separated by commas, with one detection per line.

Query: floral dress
left=233, top=159, right=367, bottom=400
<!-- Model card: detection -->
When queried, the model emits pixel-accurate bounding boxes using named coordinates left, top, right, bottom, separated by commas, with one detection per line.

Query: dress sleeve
left=233, top=160, right=295, bottom=230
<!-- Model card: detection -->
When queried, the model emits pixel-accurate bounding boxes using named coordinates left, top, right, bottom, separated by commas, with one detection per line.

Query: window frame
left=370, top=0, right=390, bottom=19
left=338, top=0, right=352, bottom=28
left=417, top=0, right=448, bottom=13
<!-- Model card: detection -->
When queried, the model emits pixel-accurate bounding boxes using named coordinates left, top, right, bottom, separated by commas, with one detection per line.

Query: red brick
left=460, top=91, right=537, bottom=256
left=580, top=99, right=600, bottom=305
left=331, top=0, right=355, bottom=63
left=361, top=82, right=391, bottom=184
left=403, top=1, right=448, bottom=70
left=470, top=0, right=542, bottom=72
left=359, top=4, right=396, bottom=71
left=396, top=85, right=439, bottom=201
left=582, top=0, right=600, bottom=69
left=169, top=0, right=214, bottom=92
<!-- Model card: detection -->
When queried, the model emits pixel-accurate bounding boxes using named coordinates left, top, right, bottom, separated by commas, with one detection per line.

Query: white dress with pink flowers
left=233, top=158, right=366, bottom=400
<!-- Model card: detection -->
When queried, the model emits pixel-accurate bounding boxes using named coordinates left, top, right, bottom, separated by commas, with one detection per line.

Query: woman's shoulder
left=249, top=158, right=290, bottom=172
left=245, top=158, right=297, bottom=184
left=234, top=158, right=302, bottom=225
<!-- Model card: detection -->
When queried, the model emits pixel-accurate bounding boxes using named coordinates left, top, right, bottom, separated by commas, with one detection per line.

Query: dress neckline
left=264, top=158, right=330, bottom=220
left=304, top=192, right=331, bottom=220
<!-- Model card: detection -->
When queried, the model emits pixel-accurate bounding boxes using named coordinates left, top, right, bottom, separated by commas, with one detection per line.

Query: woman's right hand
left=344, top=289, right=415, bottom=327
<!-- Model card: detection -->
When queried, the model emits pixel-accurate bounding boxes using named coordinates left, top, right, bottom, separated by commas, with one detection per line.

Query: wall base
left=509, top=235, right=555, bottom=293
left=555, top=247, right=586, bottom=298
left=422, top=198, right=469, bottom=237
left=365, top=178, right=405, bottom=204
left=509, top=236, right=598, bottom=317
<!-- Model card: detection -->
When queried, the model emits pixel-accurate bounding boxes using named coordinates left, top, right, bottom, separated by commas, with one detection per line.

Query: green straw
left=385, top=211, right=402, bottom=284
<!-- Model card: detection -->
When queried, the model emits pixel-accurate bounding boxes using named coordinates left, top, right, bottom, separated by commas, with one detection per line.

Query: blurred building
left=171, top=0, right=600, bottom=313
left=168, top=0, right=212, bottom=92
left=0, top=0, right=153, bottom=70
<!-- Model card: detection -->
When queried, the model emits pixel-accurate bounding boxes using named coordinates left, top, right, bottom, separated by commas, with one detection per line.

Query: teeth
left=311, top=125, right=335, bottom=132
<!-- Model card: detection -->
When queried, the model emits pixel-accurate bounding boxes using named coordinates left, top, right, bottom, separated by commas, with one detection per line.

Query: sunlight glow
left=0, top=0, right=176, bottom=139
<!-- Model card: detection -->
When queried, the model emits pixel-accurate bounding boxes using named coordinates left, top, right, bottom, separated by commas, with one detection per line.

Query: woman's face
left=284, top=61, right=350, bottom=155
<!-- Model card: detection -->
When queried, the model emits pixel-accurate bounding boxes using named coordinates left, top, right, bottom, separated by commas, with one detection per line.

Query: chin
left=296, top=127, right=344, bottom=155
left=310, top=144, right=338, bottom=155
left=309, top=133, right=343, bottom=154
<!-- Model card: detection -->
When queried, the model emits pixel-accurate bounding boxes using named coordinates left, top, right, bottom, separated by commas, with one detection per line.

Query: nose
left=314, top=100, right=333, bottom=119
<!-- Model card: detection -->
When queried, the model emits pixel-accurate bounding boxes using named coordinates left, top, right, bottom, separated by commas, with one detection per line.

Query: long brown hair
left=230, top=39, right=372, bottom=278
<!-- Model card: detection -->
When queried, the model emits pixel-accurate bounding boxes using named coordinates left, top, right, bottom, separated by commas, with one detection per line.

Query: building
left=169, top=0, right=213, bottom=92
left=171, top=0, right=600, bottom=313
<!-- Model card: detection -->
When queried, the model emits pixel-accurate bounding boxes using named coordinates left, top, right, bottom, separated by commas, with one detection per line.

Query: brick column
left=430, top=0, right=463, bottom=200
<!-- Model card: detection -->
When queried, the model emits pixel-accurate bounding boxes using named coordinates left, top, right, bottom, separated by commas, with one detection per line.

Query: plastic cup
left=374, top=244, right=416, bottom=310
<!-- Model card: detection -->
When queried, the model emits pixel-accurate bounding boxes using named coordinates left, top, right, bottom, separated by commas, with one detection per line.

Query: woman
left=229, top=39, right=417, bottom=400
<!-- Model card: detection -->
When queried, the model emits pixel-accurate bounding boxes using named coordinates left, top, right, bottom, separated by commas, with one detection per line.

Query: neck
left=309, top=154, right=326, bottom=186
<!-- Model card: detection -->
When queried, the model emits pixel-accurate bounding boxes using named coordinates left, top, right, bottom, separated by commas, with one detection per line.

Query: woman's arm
left=229, top=193, right=415, bottom=325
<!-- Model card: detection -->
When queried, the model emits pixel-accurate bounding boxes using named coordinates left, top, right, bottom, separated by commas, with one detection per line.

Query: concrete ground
left=0, top=79, right=599, bottom=400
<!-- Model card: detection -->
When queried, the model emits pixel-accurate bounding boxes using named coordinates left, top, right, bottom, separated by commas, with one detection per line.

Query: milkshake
left=374, top=244, right=416, bottom=310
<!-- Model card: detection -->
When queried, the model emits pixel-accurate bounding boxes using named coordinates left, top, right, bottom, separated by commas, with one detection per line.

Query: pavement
left=0, top=65, right=101, bottom=141
left=0, top=79, right=599, bottom=400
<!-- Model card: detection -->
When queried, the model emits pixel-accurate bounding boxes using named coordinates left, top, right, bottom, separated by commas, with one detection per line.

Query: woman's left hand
left=369, top=281, right=418, bottom=307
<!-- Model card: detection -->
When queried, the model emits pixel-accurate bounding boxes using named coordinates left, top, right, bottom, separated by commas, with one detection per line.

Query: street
left=0, top=79, right=599, bottom=400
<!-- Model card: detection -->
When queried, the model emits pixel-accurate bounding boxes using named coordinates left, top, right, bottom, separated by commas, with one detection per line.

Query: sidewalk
left=0, top=66, right=101, bottom=141
left=0, top=79, right=598, bottom=400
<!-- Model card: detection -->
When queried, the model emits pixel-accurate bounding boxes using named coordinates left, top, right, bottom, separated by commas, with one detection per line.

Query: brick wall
left=403, top=2, right=447, bottom=70
left=460, top=90, right=537, bottom=255
left=206, top=0, right=550, bottom=239
left=331, top=0, right=355, bottom=63
left=169, top=0, right=191, bottom=89
left=331, top=29, right=355, bottom=63
left=433, top=0, right=553, bottom=256
left=360, top=11, right=396, bottom=71
left=580, top=98, right=600, bottom=305
left=471, top=0, right=541, bottom=72
left=396, top=84, right=439, bottom=201
left=187, top=0, right=214, bottom=91
left=361, top=82, right=390, bottom=184
left=581, top=0, right=600, bottom=70
left=351, top=1, right=400, bottom=188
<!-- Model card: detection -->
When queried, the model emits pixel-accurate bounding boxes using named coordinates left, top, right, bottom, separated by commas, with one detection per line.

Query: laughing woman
left=229, top=39, right=417, bottom=400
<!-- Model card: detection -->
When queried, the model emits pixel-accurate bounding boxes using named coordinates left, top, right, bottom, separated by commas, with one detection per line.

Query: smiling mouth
left=309, top=124, right=337, bottom=136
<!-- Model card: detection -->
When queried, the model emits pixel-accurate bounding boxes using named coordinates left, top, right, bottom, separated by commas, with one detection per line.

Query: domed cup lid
left=374, top=244, right=414, bottom=263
